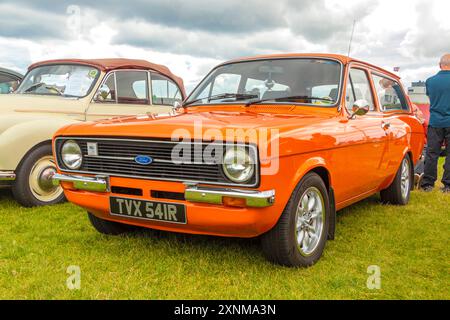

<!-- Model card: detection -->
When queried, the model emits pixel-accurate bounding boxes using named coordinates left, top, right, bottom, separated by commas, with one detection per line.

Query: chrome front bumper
left=53, top=174, right=275, bottom=208
left=0, top=171, right=16, bottom=181
left=185, top=185, right=275, bottom=207
left=52, top=174, right=110, bottom=192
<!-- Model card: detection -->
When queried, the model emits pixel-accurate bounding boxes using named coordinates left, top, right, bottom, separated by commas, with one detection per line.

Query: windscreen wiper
left=184, top=93, right=259, bottom=107
left=245, top=95, right=334, bottom=107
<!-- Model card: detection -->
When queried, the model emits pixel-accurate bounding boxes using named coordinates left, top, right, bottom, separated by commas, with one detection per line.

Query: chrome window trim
left=345, top=67, right=377, bottom=112
left=94, top=71, right=118, bottom=104
left=113, top=71, right=118, bottom=104
left=184, top=56, right=344, bottom=109
left=150, top=72, right=183, bottom=106
left=54, top=137, right=260, bottom=188
left=148, top=71, right=153, bottom=105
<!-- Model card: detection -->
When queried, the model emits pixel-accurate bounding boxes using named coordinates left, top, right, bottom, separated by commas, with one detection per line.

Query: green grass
left=0, top=160, right=448, bottom=300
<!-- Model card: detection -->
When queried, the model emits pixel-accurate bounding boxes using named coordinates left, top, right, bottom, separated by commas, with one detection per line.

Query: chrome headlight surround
left=61, top=140, right=83, bottom=170
left=222, top=146, right=256, bottom=184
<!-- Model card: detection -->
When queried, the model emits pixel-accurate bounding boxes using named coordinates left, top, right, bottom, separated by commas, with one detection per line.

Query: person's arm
left=425, top=79, right=430, bottom=97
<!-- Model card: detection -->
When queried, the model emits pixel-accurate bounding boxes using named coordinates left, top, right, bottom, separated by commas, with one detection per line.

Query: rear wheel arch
left=406, top=150, right=415, bottom=165
left=405, top=149, right=415, bottom=181
left=380, top=153, right=413, bottom=205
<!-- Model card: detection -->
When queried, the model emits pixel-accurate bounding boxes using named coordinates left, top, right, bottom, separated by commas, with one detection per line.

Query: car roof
left=0, top=67, right=23, bottom=79
left=28, top=58, right=186, bottom=96
left=220, top=53, right=400, bottom=81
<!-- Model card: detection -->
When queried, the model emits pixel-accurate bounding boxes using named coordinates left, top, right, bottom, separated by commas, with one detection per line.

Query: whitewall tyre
left=12, top=144, right=65, bottom=207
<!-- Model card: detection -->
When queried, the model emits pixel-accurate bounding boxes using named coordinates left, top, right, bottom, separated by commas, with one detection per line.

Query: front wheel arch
left=15, top=140, right=53, bottom=171
left=261, top=172, right=331, bottom=267
left=266, top=164, right=336, bottom=239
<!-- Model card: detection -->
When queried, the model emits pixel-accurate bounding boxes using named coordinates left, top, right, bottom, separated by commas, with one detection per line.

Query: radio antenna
left=348, top=20, right=357, bottom=57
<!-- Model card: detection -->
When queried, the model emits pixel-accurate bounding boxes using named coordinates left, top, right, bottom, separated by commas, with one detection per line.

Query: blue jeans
left=421, top=126, right=450, bottom=188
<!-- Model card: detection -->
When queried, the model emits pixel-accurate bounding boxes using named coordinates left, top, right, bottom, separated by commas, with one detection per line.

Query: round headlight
left=222, top=147, right=255, bottom=183
left=61, top=140, right=82, bottom=170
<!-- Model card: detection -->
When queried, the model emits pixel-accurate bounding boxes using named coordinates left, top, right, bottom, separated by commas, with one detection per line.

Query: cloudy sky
left=0, top=0, right=449, bottom=92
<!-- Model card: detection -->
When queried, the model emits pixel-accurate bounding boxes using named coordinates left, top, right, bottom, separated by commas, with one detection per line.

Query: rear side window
left=372, top=74, right=409, bottom=111
left=151, top=73, right=182, bottom=106
left=345, top=68, right=375, bottom=111
left=116, top=71, right=149, bottom=105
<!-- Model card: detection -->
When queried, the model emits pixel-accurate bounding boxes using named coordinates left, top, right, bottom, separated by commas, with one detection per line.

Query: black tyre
left=12, top=143, right=65, bottom=207
left=261, top=172, right=330, bottom=267
left=88, top=212, right=133, bottom=235
left=380, top=154, right=413, bottom=205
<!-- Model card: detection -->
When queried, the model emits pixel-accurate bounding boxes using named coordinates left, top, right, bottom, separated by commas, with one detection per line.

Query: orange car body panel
left=54, top=54, right=425, bottom=238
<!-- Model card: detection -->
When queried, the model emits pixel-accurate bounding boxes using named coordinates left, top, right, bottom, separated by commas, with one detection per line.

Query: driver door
left=334, top=67, right=390, bottom=201
left=86, top=70, right=174, bottom=121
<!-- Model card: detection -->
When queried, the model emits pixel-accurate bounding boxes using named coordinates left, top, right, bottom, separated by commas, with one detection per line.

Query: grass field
left=0, top=160, right=448, bottom=300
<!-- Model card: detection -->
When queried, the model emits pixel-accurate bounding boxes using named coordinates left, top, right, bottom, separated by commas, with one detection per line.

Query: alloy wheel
left=295, top=187, right=325, bottom=256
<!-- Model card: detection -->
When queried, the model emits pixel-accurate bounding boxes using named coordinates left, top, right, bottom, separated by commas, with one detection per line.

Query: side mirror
left=95, top=85, right=111, bottom=102
left=349, top=99, right=370, bottom=119
left=173, top=100, right=183, bottom=110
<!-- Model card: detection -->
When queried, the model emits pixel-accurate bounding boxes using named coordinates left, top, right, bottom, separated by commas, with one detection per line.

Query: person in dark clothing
left=420, top=54, right=450, bottom=193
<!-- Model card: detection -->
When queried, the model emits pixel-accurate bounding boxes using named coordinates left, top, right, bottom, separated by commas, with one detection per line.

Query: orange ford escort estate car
left=52, top=54, right=425, bottom=267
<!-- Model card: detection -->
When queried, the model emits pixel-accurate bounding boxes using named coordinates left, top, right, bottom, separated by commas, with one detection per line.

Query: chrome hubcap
left=29, top=156, right=63, bottom=202
left=38, top=167, right=56, bottom=190
left=295, top=187, right=325, bottom=256
left=400, top=158, right=410, bottom=200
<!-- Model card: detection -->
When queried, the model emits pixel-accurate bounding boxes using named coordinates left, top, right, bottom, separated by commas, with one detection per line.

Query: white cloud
left=0, top=0, right=449, bottom=92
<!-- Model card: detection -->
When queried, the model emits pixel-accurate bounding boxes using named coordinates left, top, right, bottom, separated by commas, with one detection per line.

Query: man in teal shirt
left=420, top=54, right=450, bottom=193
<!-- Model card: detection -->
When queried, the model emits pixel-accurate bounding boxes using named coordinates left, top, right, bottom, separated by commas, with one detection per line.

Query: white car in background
left=0, top=67, right=23, bottom=94
left=0, top=58, right=185, bottom=207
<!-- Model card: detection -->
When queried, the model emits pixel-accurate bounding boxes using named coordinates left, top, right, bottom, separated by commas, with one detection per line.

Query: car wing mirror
left=349, top=99, right=370, bottom=119
left=172, top=100, right=183, bottom=113
left=95, top=85, right=111, bottom=102
left=173, top=100, right=182, bottom=109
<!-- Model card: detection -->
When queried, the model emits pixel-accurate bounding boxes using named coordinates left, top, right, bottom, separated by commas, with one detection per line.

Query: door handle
left=382, top=121, right=391, bottom=131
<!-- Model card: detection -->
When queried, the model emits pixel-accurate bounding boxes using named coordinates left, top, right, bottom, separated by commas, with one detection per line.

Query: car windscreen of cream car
left=16, top=64, right=100, bottom=98
left=0, top=58, right=185, bottom=208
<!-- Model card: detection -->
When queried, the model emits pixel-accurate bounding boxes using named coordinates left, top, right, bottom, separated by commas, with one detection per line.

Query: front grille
left=55, top=137, right=259, bottom=187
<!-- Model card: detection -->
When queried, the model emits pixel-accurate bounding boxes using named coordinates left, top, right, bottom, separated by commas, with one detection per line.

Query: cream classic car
left=0, top=58, right=185, bottom=207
